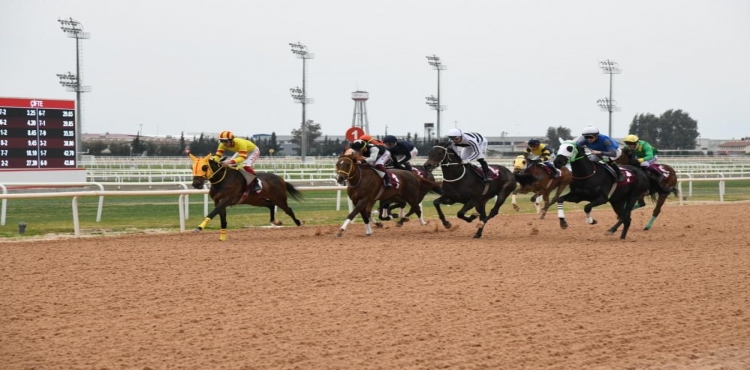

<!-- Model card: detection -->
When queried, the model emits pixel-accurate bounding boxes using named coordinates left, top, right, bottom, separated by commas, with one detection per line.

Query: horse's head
left=553, top=140, right=581, bottom=169
left=423, top=141, right=458, bottom=172
left=335, top=153, right=360, bottom=185
left=189, top=153, right=216, bottom=189
left=512, top=155, right=527, bottom=173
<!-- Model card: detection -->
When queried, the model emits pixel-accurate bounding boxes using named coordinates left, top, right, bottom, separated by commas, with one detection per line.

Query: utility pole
left=598, top=60, right=621, bottom=137
left=289, top=42, right=314, bottom=162
left=57, top=17, right=90, bottom=167
left=426, top=55, right=446, bottom=138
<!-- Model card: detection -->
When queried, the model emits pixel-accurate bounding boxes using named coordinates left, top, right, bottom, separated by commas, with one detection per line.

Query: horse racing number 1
left=345, top=127, right=365, bottom=142
left=0, top=97, right=77, bottom=169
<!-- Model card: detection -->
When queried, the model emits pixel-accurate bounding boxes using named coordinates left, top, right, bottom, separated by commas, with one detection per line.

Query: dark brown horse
left=334, top=153, right=440, bottom=237
left=423, top=141, right=536, bottom=238
left=190, top=154, right=304, bottom=241
left=378, top=165, right=442, bottom=220
left=553, top=140, right=651, bottom=239
left=510, top=155, right=572, bottom=219
left=616, top=147, right=679, bottom=230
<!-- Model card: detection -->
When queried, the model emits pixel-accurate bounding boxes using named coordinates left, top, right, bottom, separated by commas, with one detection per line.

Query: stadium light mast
left=289, top=42, right=314, bottom=162
left=426, top=55, right=446, bottom=138
left=57, top=17, right=90, bottom=166
left=598, top=60, right=621, bottom=137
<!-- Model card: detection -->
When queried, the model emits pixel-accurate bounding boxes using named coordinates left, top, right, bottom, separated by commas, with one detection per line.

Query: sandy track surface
left=2, top=203, right=749, bottom=369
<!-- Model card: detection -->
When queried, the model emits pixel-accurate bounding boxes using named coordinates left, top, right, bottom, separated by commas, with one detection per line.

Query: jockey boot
left=478, top=159, right=492, bottom=182
left=545, top=162, right=559, bottom=178
left=382, top=174, right=392, bottom=188
left=402, top=162, right=413, bottom=171
left=609, top=162, right=625, bottom=182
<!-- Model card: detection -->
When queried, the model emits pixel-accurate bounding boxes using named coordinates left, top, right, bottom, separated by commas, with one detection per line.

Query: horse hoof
left=272, top=221, right=283, bottom=226
left=591, top=220, right=598, bottom=225
left=375, top=222, right=384, bottom=228
left=335, top=230, right=343, bottom=237
left=396, top=222, right=404, bottom=227
left=192, top=227, right=202, bottom=233
left=512, top=205, right=520, bottom=212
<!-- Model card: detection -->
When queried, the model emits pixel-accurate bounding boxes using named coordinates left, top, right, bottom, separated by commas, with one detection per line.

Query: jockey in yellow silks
left=211, top=130, right=261, bottom=192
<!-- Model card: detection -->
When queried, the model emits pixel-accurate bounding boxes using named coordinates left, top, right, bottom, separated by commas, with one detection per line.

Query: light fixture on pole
left=57, top=17, right=91, bottom=167
left=426, top=55, right=447, bottom=138
left=289, top=42, right=314, bottom=162
left=598, top=59, right=621, bottom=137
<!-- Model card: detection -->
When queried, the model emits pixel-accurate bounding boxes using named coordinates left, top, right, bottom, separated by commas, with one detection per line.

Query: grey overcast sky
left=1, top=0, right=748, bottom=140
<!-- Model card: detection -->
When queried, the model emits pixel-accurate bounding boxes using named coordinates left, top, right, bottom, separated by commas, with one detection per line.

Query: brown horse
left=510, top=155, right=572, bottom=219
left=190, top=154, right=304, bottom=241
left=616, top=147, right=679, bottom=230
left=334, top=153, right=440, bottom=237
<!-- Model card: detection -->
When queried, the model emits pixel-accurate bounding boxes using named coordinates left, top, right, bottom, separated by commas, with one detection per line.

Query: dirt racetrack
left=1, top=202, right=749, bottom=369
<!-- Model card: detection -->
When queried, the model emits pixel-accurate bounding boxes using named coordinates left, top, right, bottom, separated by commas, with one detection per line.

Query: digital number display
left=0, top=97, right=77, bottom=169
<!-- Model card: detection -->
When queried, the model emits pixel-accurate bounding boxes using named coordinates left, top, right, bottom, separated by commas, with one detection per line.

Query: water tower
left=351, top=90, right=370, bottom=133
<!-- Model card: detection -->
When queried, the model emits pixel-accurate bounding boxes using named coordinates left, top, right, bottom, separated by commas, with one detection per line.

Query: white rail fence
left=2, top=177, right=749, bottom=237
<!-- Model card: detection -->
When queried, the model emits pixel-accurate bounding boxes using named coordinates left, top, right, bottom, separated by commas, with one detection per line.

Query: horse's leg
left=432, top=196, right=452, bottom=229
left=541, top=185, right=562, bottom=220
left=194, top=198, right=232, bottom=238
left=457, top=200, right=479, bottom=223
left=337, top=198, right=368, bottom=237
left=362, top=203, right=374, bottom=235
left=218, top=209, right=229, bottom=241
left=472, top=200, right=492, bottom=238
left=583, top=195, right=609, bottom=225
left=263, top=200, right=278, bottom=226
left=275, top=199, right=303, bottom=226
left=511, top=190, right=520, bottom=212
left=534, top=192, right=543, bottom=215
left=644, top=193, right=668, bottom=230
left=616, top=196, right=639, bottom=239
left=556, top=197, right=568, bottom=229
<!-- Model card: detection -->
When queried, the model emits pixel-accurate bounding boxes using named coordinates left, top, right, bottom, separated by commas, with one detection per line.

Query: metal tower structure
left=57, top=17, right=91, bottom=166
left=598, top=60, right=621, bottom=136
left=289, top=42, right=313, bottom=162
left=426, top=55, right=446, bottom=138
left=351, top=91, right=370, bottom=133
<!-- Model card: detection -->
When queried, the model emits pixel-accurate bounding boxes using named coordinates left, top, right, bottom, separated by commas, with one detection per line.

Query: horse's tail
left=514, top=172, right=537, bottom=188
left=285, top=182, right=304, bottom=202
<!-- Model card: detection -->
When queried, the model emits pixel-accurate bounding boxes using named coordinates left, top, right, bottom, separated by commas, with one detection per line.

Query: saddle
left=470, top=165, right=500, bottom=181
left=647, top=164, right=670, bottom=178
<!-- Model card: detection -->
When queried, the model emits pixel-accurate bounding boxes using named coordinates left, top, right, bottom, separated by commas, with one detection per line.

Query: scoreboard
left=0, top=97, right=77, bottom=169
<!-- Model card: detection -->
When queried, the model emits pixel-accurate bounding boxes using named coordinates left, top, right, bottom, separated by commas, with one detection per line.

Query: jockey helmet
left=383, top=135, right=397, bottom=144
left=447, top=128, right=463, bottom=139
left=581, top=126, right=600, bottom=136
left=360, top=134, right=373, bottom=142
left=218, top=131, right=235, bottom=141
left=528, top=139, right=540, bottom=146
left=623, top=134, right=639, bottom=144
left=350, top=140, right=366, bottom=151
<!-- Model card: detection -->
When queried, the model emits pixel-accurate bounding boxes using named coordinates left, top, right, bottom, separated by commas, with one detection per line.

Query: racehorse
left=422, top=141, right=536, bottom=239
left=190, top=153, right=304, bottom=241
left=616, top=146, right=680, bottom=230
left=510, top=155, right=572, bottom=219
left=378, top=164, right=442, bottom=221
left=335, top=153, right=440, bottom=237
left=552, top=140, right=651, bottom=239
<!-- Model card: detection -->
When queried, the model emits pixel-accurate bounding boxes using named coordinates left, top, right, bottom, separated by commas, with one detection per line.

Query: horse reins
left=432, top=145, right=466, bottom=182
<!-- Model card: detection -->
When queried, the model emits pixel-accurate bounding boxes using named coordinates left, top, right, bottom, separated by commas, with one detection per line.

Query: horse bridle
left=197, top=161, right=229, bottom=185
left=336, top=157, right=361, bottom=187
left=431, top=145, right=466, bottom=182
left=559, top=150, right=597, bottom=180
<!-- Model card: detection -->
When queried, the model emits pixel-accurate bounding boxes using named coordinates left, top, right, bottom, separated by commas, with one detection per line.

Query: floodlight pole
left=57, top=17, right=90, bottom=166
left=426, top=55, right=446, bottom=138
left=290, top=42, right=313, bottom=162
left=598, top=60, right=621, bottom=137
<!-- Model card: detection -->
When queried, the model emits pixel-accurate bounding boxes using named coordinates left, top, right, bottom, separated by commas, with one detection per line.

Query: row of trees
left=82, top=110, right=701, bottom=157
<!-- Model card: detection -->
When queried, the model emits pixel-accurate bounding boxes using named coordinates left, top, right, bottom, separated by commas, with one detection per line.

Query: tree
left=628, top=110, right=699, bottom=150
left=545, top=126, right=574, bottom=151
left=290, top=120, right=323, bottom=156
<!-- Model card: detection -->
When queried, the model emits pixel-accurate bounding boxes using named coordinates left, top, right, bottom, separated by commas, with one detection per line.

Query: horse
left=552, top=140, right=651, bottom=239
left=422, top=141, right=536, bottom=239
left=378, top=164, right=442, bottom=221
left=334, top=153, right=440, bottom=237
left=190, top=153, right=304, bottom=241
left=510, top=155, right=572, bottom=219
left=616, top=146, right=680, bottom=230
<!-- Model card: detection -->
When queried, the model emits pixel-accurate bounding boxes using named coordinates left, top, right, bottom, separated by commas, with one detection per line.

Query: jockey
left=447, top=128, right=492, bottom=182
left=383, top=135, right=418, bottom=171
left=350, top=139, right=393, bottom=188
left=623, top=134, right=659, bottom=168
left=525, top=139, right=559, bottom=178
left=575, top=126, right=624, bottom=181
left=211, top=130, right=261, bottom=192
left=360, top=134, right=384, bottom=146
